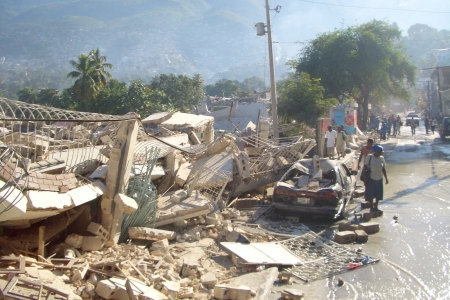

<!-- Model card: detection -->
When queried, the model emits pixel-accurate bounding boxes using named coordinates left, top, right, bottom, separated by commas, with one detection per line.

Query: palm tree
left=67, top=53, right=98, bottom=104
left=67, top=49, right=113, bottom=109
left=89, top=48, right=113, bottom=88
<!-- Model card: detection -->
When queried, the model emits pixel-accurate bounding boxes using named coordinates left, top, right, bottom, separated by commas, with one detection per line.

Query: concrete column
left=204, top=123, right=214, bottom=144
left=101, top=120, right=139, bottom=245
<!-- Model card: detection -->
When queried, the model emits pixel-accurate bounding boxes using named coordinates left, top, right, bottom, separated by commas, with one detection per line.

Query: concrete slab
left=160, top=112, right=214, bottom=132
left=68, top=183, right=103, bottom=206
left=26, top=190, right=73, bottom=210
left=141, top=112, right=173, bottom=125
left=0, top=179, right=27, bottom=222
left=155, top=190, right=214, bottom=227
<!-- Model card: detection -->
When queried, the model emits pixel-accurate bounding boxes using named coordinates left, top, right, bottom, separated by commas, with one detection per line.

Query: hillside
left=0, top=0, right=269, bottom=84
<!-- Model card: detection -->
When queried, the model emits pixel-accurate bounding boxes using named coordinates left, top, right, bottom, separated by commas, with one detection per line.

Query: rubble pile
left=0, top=99, right=381, bottom=299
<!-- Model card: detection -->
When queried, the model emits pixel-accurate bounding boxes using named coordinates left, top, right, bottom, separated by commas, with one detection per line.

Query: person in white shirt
left=324, top=125, right=337, bottom=159
left=362, top=144, right=389, bottom=212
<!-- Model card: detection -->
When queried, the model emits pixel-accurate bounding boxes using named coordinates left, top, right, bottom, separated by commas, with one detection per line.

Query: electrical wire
left=296, top=0, right=450, bottom=14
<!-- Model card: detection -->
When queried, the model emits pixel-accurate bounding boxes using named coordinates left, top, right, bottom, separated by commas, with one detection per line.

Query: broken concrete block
left=81, top=236, right=105, bottom=251
left=225, top=231, right=240, bottom=242
left=72, top=263, right=89, bottom=282
left=96, top=279, right=118, bottom=299
left=276, top=156, right=290, bottom=168
left=233, top=152, right=250, bottom=179
left=266, top=187, right=274, bottom=199
left=188, top=131, right=201, bottom=145
left=359, top=222, right=380, bottom=234
left=128, top=227, right=176, bottom=241
left=161, top=281, right=180, bottom=295
left=150, top=239, right=169, bottom=253
left=201, top=272, right=217, bottom=289
left=338, top=222, right=360, bottom=232
left=179, top=287, right=194, bottom=298
left=87, top=222, right=110, bottom=242
left=114, top=193, right=138, bottom=214
left=65, top=234, right=84, bottom=249
left=214, top=284, right=252, bottom=300
left=354, top=230, right=368, bottom=243
left=334, top=231, right=356, bottom=244
left=175, top=162, right=192, bottom=186
left=139, top=288, right=169, bottom=300
left=281, top=288, right=304, bottom=300
left=172, top=190, right=188, bottom=202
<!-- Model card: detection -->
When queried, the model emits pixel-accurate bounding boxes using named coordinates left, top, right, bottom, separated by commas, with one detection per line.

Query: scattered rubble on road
left=0, top=99, right=379, bottom=299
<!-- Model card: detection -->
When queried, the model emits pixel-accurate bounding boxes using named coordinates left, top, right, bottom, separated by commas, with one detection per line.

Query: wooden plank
left=0, top=257, right=26, bottom=274
left=126, top=260, right=151, bottom=286
left=38, top=226, right=46, bottom=261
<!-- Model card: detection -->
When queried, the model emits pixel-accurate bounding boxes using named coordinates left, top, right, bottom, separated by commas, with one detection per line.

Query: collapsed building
left=0, top=98, right=378, bottom=299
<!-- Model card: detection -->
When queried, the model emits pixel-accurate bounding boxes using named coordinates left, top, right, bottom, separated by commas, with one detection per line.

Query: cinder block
left=359, top=222, right=380, bottom=234
left=334, top=231, right=356, bottom=244
left=338, top=222, right=359, bottom=232
left=81, top=236, right=105, bottom=251
left=150, top=239, right=169, bottom=253
left=363, top=212, right=373, bottom=221
left=87, top=222, right=109, bottom=242
left=361, top=201, right=371, bottom=209
left=354, top=230, right=368, bottom=243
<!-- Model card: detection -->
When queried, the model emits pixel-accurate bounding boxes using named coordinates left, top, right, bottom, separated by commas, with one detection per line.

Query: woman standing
left=362, top=145, right=388, bottom=212
left=336, top=125, right=347, bottom=159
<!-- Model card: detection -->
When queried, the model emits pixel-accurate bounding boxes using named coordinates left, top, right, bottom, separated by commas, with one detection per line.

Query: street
left=270, top=121, right=450, bottom=299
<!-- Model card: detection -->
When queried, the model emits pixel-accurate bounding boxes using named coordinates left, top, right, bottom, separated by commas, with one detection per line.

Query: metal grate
left=279, top=232, right=379, bottom=282
left=189, top=165, right=231, bottom=203
left=120, top=147, right=160, bottom=242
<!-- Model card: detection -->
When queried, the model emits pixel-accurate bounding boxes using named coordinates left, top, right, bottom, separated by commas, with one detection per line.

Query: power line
left=297, top=0, right=450, bottom=14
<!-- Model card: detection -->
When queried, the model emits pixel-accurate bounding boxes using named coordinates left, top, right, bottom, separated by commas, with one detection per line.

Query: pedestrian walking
left=410, top=120, right=416, bottom=136
left=396, top=115, right=402, bottom=135
left=425, top=117, right=430, bottom=134
left=430, top=118, right=436, bottom=134
left=324, top=125, right=337, bottom=159
left=336, top=125, right=347, bottom=159
left=380, top=120, right=387, bottom=140
left=362, top=144, right=388, bottom=212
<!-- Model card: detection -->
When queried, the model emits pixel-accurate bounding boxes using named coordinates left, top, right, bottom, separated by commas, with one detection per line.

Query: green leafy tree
left=37, top=88, right=59, bottom=106
left=297, top=20, right=416, bottom=129
left=205, top=79, right=240, bottom=97
left=150, top=74, right=204, bottom=112
left=17, top=87, right=38, bottom=104
left=278, top=72, right=337, bottom=127
left=239, top=76, right=266, bottom=93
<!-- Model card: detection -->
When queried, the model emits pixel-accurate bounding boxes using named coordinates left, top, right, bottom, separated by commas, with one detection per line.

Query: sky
left=265, top=0, right=450, bottom=61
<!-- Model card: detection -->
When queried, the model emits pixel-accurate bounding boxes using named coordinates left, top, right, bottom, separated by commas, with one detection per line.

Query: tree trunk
left=362, top=97, right=369, bottom=131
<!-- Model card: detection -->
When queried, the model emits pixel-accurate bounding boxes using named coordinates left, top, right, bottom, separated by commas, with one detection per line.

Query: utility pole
left=256, top=0, right=280, bottom=140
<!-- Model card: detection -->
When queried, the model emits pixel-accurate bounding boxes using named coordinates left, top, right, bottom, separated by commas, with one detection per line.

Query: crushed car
left=273, top=157, right=355, bottom=219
